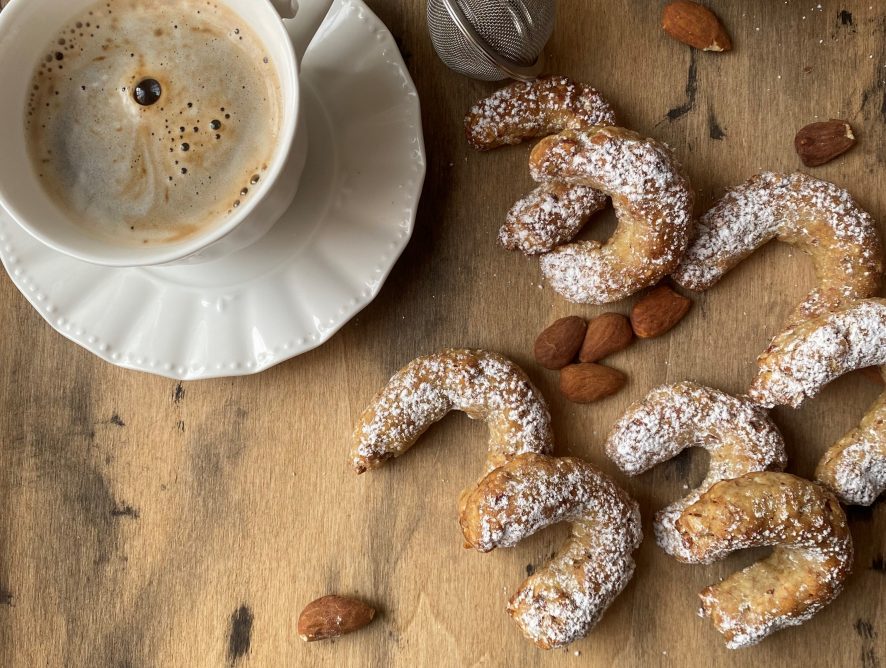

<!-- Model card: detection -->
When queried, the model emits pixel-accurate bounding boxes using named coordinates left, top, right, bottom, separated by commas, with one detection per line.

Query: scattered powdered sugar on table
left=749, top=298, right=886, bottom=408
left=462, top=454, right=641, bottom=649
left=604, top=382, right=786, bottom=561
left=351, top=349, right=553, bottom=473
left=533, top=127, right=693, bottom=303
left=674, top=172, right=883, bottom=326
left=675, top=473, right=852, bottom=649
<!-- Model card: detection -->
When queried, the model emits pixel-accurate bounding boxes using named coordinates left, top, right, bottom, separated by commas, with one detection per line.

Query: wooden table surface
left=2, top=1, right=885, bottom=666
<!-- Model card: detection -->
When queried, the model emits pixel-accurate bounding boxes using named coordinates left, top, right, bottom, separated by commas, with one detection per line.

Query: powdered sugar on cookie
left=464, top=75, right=617, bottom=151
left=674, top=172, right=883, bottom=327
left=351, top=349, right=553, bottom=474
left=675, top=473, right=852, bottom=649
left=465, top=76, right=619, bottom=256
left=821, top=431, right=886, bottom=506
left=460, top=454, right=642, bottom=649
left=749, top=298, right=886, bottom=408
left=815, top=365, right=886, bottom=506
left=604, top=382, right=786, bottom=561
left=533, top=127, right=694, bottom=303
left=501, top=183, right=607, bottom=254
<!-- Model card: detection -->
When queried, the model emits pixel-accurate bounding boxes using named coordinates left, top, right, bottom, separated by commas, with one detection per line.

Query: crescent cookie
left=749, top=298, right=886, bottom=408
left=459, top=453, right=642, bottom=650
left=464, top=75, right=617, bottom=151
left=673, top=172, right=883, bottom=328
left=675, top=472, right=852, bottom=649
left=748, top=298, right=886, bottom=505
left=816, top=365, right=886, bottom=505
left=465, top=76, right=617, bottom=254
left=351, top=349, right=553, bottom=475
left=604, top=382, right=786, bottom=561
left=531, top=126, right=694, bottom=303
left=500, top=183, right=608, bottom=255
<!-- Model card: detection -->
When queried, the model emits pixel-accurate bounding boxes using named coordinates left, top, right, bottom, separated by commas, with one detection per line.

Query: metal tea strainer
left=427, top=0, right=556, bottom=81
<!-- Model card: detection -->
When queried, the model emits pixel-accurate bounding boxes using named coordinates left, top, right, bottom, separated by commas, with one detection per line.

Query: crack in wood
left=708, top=109, right=726, bottom=140
left=855, top=618, right=881, bottom=668
left=110, top=503, right=140, bottom=519
left=666, top=51, right=698, bottom=121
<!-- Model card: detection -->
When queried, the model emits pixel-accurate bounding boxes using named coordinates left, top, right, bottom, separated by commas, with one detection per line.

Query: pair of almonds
left=663, top=3, right=858, bottom=168
left=298, top=595, right=376, bottom=642
left=533, top=312, right=632, bottom=371
left=534, top=286, right=692, bottom=403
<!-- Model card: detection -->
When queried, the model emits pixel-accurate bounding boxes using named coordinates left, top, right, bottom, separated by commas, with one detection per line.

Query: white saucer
left=0, top=0, right=425, bottom=380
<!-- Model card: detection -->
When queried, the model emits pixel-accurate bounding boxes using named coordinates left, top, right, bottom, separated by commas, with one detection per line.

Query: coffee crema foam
left=26, top=0, right=282, bottom=246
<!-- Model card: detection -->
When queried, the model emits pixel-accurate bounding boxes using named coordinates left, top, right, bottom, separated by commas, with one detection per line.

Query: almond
left=794, top=119, right=856, bottom=167
left=662, top=1, right=732, bottom=52
left=534, top=316, right=587, bottom=370
left=560, top=363, right=626, bottom=403
left=630, top=285, right=692, bottom=338
left=579, top=312, right=634, bottom=363
left=297, top=595, right=376, bottom=642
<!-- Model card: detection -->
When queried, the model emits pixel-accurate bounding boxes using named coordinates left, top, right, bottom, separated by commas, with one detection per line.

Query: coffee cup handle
left=273, top=0, right=334, bottom=66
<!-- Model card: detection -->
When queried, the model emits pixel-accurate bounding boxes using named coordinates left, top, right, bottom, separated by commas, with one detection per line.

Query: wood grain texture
left=1, top=1, right=885, bottom=666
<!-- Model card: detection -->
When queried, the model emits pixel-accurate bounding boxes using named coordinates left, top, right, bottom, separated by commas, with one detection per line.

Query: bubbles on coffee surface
left=25, top=0, right=283, bottom=246
left=133, top=78, right=162, bottom=106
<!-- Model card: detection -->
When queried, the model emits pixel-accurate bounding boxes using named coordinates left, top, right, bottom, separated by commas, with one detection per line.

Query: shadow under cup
left=0, top=0, right=300, bottom=267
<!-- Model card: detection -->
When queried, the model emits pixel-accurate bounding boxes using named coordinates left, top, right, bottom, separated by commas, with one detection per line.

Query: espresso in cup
left=25, top=0, right=283, bottom=245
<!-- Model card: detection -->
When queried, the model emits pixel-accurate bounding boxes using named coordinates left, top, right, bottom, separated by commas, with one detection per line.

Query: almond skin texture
left=297, top=595, right=376, bottom=642
left=579, top=312, right=634, bottom=363
left=662, top=1, right=732, bottom=52
left=630, top=286, right=692, bottom=338
left=560, top=363, right=626, bottom=403
left=794, top=119, right=856, bottom=167
left=534, top=316, right=587, bottom=369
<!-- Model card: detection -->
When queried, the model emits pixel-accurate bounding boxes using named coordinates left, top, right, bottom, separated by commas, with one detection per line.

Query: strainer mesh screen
left=427, top=0, right=555, bottom=81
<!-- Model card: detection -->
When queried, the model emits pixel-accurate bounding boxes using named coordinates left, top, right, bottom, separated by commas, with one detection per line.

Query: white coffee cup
left=0, top=0, right=332, bottom=267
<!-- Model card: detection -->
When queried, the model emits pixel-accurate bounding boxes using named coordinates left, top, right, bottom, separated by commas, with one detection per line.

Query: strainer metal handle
left=440, top=0, right=544, bottom=81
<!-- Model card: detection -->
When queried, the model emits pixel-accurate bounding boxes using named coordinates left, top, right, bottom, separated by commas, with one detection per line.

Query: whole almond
left=579, top=313, right=634, bottom=363
left=297, top=595, right=376, bottom=642
left=534, top=316, right=587, bottom=369
left=631, top=286, right=692, bottom=338
left=560, top=363, right=626, bottom=403
left=662, top=1, right=732, bottom=52
left=795, top=119, right=856, bottom=167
